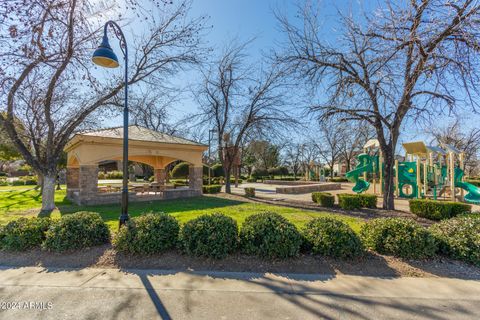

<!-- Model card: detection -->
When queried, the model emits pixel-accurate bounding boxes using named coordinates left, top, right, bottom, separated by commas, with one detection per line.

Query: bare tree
left=428, top=118, right=480, bottom=176
left=129, top=89, right=181, bottom=135
left=339, top=121, right=375, bottom=172
left=310, top=119, right=344, bottom=178
left=283, top=142, right=304, bottom=179
left=276, top=0, right=480, bottom=209
left=300, top=142, right=320, bottom=179
left=195, top=41, right=295, bottom=193
left=0, top=0, right=207, bottom=211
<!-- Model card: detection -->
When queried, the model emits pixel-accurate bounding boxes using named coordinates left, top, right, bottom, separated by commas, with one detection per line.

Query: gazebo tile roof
left=79, top=125, right=205, bottom=146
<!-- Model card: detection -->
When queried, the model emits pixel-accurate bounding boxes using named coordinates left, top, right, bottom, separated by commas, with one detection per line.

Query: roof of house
left=78, top=125, right=206, bottom=147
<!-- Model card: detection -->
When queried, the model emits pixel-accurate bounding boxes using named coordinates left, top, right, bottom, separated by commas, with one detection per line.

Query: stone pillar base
left=154, top=168, right=166, bottom=185
left=189, top=166, right=203, bottom=192
left=79, top=165, right=99, bottom=198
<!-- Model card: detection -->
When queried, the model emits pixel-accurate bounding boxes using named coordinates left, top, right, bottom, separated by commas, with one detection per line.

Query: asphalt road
left=0, top=266, right=479, bottom=320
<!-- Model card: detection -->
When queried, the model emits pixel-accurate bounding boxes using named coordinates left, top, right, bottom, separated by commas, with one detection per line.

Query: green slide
left=454, top=168, right=480, bottom=204
left=346, top=153, right=372, bottom=193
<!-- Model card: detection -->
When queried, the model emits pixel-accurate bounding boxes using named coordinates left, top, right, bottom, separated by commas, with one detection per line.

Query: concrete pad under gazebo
left=64, top=125, right=207, bottom=205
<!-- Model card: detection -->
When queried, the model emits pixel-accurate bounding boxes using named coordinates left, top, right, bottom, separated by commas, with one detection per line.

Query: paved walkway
left=230, top=182, right=480, bottom=212
left=0, top=266, right=479, bottom=319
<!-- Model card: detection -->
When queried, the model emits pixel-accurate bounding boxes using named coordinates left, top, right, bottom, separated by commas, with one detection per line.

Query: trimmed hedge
left=337, top=194, right=377, bottom=210
left=337, top=194, right=362, bottom=210
left=240, top=212, right=302, bottom=258
left=105, top=171, right=123, bottom=179
left=360, top=218, right=437, bottom=259
left=211, top=163, right=224, bottom=177
left=246, top=177, right=257, bottom=183
left=430, top=216, right=480, bottom=266
left=311, top=192, right=335, bottom=207
left=171, top=162, right=190, bottom=179
left=303, top=217, right=363, bottom=258
left=43, top=212, right=110, bottom=252
left=0, top=217, right=51, bottom=251
left=244, top=187, right=255, bottom=197
left=409, top=199, right=471, bottom=221
left=359, top=194, right=377, bottom=208
left=181, top=213, right=238, bottom=259
left=114, top=213, right=179, bottom=254
left=202, top=184, right=222, bottom=194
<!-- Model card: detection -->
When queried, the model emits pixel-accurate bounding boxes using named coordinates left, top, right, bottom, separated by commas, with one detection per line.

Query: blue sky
left=101, top=0, right=479, bottom=149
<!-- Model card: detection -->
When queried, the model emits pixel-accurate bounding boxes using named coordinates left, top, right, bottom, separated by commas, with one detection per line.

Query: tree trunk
left=345, top=159, right=351, bottom=172
left=225, top=166, right=232, bottom=193
left=36, top=172, right=44, bottom=191
left=41, top=174, right=56, bottom=212
left=382, top=148, right=395, bottom=210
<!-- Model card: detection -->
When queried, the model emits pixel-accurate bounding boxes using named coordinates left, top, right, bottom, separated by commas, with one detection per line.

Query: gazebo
left=64, top=125, right=207, bottom=205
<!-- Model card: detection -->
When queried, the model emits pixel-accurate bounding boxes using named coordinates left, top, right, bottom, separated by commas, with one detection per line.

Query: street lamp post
left=92, top=21, right=130, bottom=227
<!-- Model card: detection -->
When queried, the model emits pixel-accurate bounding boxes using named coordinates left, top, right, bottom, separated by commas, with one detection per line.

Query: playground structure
left=345, top=139, right=480, bottom=204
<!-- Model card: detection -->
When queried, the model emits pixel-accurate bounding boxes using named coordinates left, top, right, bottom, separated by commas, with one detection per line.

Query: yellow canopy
left=402, top=141, right=428, bottom=155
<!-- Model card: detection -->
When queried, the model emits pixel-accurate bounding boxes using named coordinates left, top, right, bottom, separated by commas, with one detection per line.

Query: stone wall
left=68, top=189, right=201, bottom=206
left=275, top=183, right=341, bottom=194
left=263, top=180, right=320, bottom=185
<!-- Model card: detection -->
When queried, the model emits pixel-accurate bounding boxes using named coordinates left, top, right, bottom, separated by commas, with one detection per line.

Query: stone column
left=66, top=167, right=79, bottom=189
left=189, top=166, right=203, bottom=193
left=79, top=165, right=99, bottom=200
left=154, top=168, right=166, bottom=185
left=66, top=167, right=79, bottom=199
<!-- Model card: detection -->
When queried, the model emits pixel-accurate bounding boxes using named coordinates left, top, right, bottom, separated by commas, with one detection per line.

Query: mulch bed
left=1, top=244, right=479, bottom=279
left=212, top=193, right=435, bottom=226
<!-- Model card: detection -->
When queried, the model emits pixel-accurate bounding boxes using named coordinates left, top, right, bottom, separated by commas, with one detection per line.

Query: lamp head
left=92, top=35, right=119, bottom=68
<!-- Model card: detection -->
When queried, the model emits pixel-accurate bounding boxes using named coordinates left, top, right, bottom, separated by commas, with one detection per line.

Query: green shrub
left=114, top=213, right=179, bottom=254
left=358, top=194, right=377, bottom=208
left=244, top=187, right=255, bottom=197
left=229, top=178, right=243, bottom=184
left=11, top=180, right=25, bottom=186
left=337, top=194, right=377, bottom=209
left=181, top=213, right=238, bottom=259
left=246, top=177, right=257, bottom=183
left=98, top=172, right=106, bottom=179
left=0, top=178, right=8, bottom=186
left=267, top=166, right=289, bottom=176
left=430, top=216, right=480, bottom=265
left=0, top=218, right=51, bottom=251
left=311, top=192, right=335, bottom=207
left=43, top=212, right=110, bottom=252
left=202, top=184, right=222, bottom=194
left=240, top=212, right=302, bottom=258
left=0, top=172, right=7, bottom=177
left=211, top=176, right=223, bottom=184
left=211, top=163, right=224, bottom=177
left=20, top=176, right=38, bottom=185
left=171, top=162, right=190, bottom=179
left=360, top=218, right=437, bottom=259
left=303, top=217, right=363, bottom=258
left=105, top=171, right=123, bottom=179
left=251, top=168, right=268, bottom=178
left=409, top=199, right=471, bottom=221
left=328, top=177, right=349, bottom=182
left=337, top=194, right=362, bottom=210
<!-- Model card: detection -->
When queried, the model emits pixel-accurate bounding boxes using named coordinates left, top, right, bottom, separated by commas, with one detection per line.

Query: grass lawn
left=0, top=187, right=364, bottom=233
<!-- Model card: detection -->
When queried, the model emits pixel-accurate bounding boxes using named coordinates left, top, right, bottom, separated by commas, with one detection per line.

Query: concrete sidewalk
left=0, top=266, right=479, bottom=319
